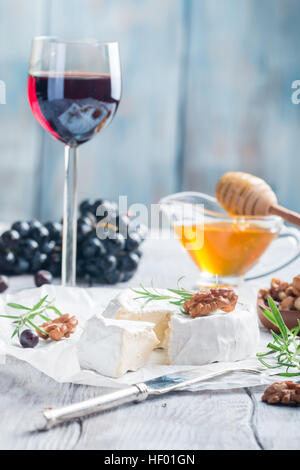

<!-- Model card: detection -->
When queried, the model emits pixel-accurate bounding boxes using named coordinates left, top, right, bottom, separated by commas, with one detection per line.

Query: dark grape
left=1, top=230, right=20, bottom=248
left=0, top=275, right=9, bottom=293
left=105, top=270, right=123, bottom=285
left=20, top=329, right=39, bottom=349
left=45, top=222, right=62, bottom=242
left=41, top=240, right=56, bottom=255
left=48, top=262, right=61, bottom=277
left=85, top=261, right=102, bottom=279
left=98, top=255, right=117, bottom=273
left=122, top=271, right=136, bottom=282
left=49, top=252, right=61, bottom=265
left=30, top=252, right=47, bottom=274
left=55, top=238, right=62, bottom=249
left=80, top=199, right=96, bottom=215
left=104, top=233, right=126, bottom=255
left=118, top=253, right=140, bottom=272
left=126, top=232, right=141, bottom=252
left=81, top=237, right=106, bottom=258
left=20, top=239, right=39, bottom=260
left=133, top=248, right=143, bottom=258
left=0, top=251, right=15, bottom=272
left=77, top=223, right=93, bottom=241
left=28, top=220, right=43, bottom=232
left=11, top=221, right=30, bottom=238
left=48, top=252, right=61, bottom=277
left=76, top=259, right=85, bottom=278
left=30, top=226, right=49, bottom=244
left=35, top=270, right=53, bottom=287
left=78, top=216, right=94, bottom=228
left=13, top=257, right=30, bottom=275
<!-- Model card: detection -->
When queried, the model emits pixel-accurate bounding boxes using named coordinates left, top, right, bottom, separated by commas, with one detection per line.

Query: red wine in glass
left=28, top=73, right=120, bottom=146
left=28, top=38, right=121, bottom=286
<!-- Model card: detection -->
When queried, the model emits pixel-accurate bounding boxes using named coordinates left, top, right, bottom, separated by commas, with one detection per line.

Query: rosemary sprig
left=132, top=278, right=195, bottom=314
left=257, top=296, right=300, bottom=377
left=0, top=295, right=63, bottom=339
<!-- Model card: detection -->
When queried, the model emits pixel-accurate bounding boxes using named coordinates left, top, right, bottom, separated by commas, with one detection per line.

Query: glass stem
left=62, top=145, right=78, bottom=286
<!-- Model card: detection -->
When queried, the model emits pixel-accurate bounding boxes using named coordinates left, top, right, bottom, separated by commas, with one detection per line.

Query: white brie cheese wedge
left=77, top=315, right=159, bottom=378
left=166, top=304, right=259, bottom=365
left=103, top=289, right=180, bottom=348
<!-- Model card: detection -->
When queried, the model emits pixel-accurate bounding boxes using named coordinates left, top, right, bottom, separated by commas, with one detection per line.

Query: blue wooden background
left=0, top=0, right=300, bottom=222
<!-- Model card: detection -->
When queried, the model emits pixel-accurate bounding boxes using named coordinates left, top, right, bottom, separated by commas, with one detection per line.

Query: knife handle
left=36, top=383, right=149, bottom=431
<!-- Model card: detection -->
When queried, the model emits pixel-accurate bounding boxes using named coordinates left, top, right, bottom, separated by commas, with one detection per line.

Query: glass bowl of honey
left=160, top=192, right=300, bottom=286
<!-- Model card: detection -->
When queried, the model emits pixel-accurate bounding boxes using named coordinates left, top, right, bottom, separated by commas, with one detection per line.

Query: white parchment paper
left=0, top=284, right=284, bottom=390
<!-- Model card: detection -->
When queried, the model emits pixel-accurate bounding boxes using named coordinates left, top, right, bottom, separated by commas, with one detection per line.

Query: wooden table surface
left=1, top=235, right=300, bottom=451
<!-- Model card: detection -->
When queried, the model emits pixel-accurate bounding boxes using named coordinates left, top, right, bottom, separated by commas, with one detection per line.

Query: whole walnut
left=293, top=275, right=300, bottom=292
left=280, top=296, right=295, bottom=311
left=270, top=278, right=289, bottom=300
left=183, top=288, right=238, bottom=318
left=262, top=381, right=300, bottom=405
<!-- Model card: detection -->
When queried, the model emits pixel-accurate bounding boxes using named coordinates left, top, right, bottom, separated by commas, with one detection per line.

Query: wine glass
left=28, top=37, right=122, bottom=286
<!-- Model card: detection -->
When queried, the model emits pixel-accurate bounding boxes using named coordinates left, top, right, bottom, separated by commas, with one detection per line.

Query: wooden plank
left=247, top=386, right=300, bottom=450
left=37, top=0, right=185, bottom=221
left=0, top=358, right=83, bottom=450
left=77, top=387, right=259, bottom=451
left=0, top=357, right=260, bottom=450
left=0, top=0, right=49, bottom=222
left=182, top=0, right=300, bottom=212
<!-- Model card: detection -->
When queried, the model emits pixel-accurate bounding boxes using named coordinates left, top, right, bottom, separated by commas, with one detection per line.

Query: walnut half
left=183, top=288, right=238, bottom=318
left=262, top=381, right=300, bottom=405
left=38, top=314, right=78, bottom=341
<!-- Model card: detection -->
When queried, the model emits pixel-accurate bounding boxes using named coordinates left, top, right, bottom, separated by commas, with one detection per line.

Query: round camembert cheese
left=102, top=288, right=260, bottom=365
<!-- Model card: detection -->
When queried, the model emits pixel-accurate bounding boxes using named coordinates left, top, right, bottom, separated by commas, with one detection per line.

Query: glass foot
left=193, top=273, right=245, bottom=289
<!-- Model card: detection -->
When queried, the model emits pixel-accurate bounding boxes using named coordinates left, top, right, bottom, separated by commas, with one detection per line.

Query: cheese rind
left=77, top=316, right=159, bottom=378
left=103, top=289, right=179, bottom=347
left=166, top=305, right=259, bottom=365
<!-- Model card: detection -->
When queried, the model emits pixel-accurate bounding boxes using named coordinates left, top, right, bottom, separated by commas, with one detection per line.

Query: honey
left=174, top=221, right=276, bottom=277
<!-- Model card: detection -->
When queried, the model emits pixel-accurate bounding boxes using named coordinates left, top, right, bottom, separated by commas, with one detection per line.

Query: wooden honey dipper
left=216, top=172, right=300, bottom=227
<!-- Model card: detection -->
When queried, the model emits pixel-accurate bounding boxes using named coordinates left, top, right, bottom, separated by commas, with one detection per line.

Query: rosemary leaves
left=257, top=296, right=300, bottom=377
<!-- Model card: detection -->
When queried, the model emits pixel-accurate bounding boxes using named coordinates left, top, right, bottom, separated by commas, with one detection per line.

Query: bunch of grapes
left=0, top=199, right=147, bottom=286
